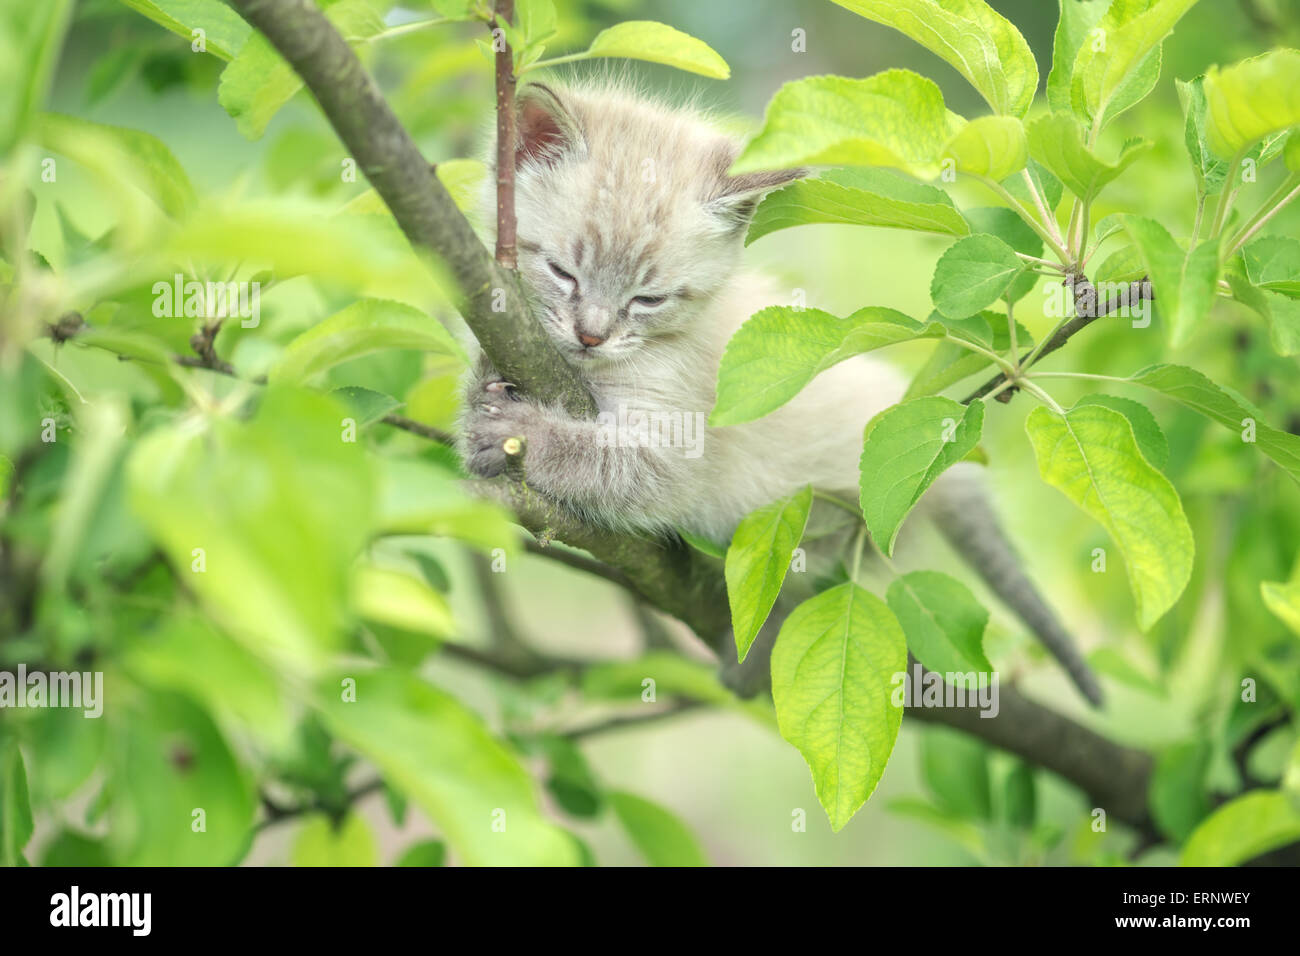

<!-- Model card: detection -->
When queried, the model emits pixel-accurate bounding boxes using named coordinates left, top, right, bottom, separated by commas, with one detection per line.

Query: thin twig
left=962, top=276, right=1153, bottom=404
left=381, top=414, right=455, bottom=445
left=565, top=701, right=703, bottom=740
left=492, top=0, right=518, bottom=269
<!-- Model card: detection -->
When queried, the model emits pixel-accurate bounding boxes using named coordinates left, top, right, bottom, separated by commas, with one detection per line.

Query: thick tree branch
left=476, top=477, right=732, bottom=653
left=907, top=673, right=1155, bottom=832
left=226, top=0, right=594, bottom=418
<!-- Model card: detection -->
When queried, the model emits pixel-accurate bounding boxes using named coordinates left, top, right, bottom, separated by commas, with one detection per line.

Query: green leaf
left=608, top=791, right=708, bottom=866
left=903, top=313, right=1031, bottom=398
left=930, top=234, right=1024, bottom=318
left=746, top=168, right=969, bottom=246
left=1027, top=113, right=1152, bottom=203
left=886, top=797, right=986, bottom=856
left=581, top=651, right=733, bottom=707
left=396, top=839, right=447, bottom=867
left=1242, top=237, right=1300, bottom=297
left=330, top=386, right=402, bottom=426
left=218, top=0, right=385, bottom=139
left=1227, top=272, right=1300, bottom=356
left=128, top=388, right=375, bottom=673
left=516, top=0, right=558, bottom=49
left=1203, top=49, right=1300, bottom=159
left=0, top=738, right=34, bottom=866
left=711, top=306, right=942, bottom=426
left=679, top=528, right=727, bottom=559
left=1129, top=363, right=1300, bottom=483
left=1000, top=158, right=1064, bottom=212
left=118, top=0, right=252, bottom=60
left=771, top=583, right=907, bottom=830
left=1177, top=76, right=1230, bottom=195
left=1047, top=0, right=1107, bottom=115
left=315, top=668, right=580, bottom=866
left=125, top=613, right=292, bottom=750
left=1002, top=762, right=1036, bottom=829
left=1074, top=394, right=1169, bottom=469
left=1118, top=215, right=1218, bottom=346
left=962, top=207, right=1043, bottom=303
left=292, top=812, right=378, bottom=867
left=576, top=21, right=729, bottom=79
left=942, top=115, right=1028, bottom=181
left=726, top=486, right=813, bottom=661
left=860, top=397, right=984, bottom=555
left=831, top=0, right=1038, bottom=117
left=1025, top=404, right=1193, bottom=629
left=431, top=0, right=477, bottom=17
left=1261, top=580, right=1300, bottom=637
left=376, top=457, right=518, bottom=555
left=109, top=691, right=257, bottom=866
left=1070, top=0, right=1199, bottom=126
left=352, top=562, right=455, bottom=638
left=1093, top=241, right=1147, bottom=285
left=271, top=299, right=465, bottom=385
left=0, top=0, right=72, bottom=154
left=536, top=735, right=604, bottom=819
left=1181, top=790, right=1300, bottom=866
left=35, top=112, right=197, bottom=219
left=921, top=728, right=992, bottom=820
left=40, top=831, right=112, bottom=867
left=1149, top=741, right=1211, bottom=841
left=166, top=203, right=424, bottom=288
left=733, top=70, right=954, bottom=177
left=886, top=571, right=992, bottom=675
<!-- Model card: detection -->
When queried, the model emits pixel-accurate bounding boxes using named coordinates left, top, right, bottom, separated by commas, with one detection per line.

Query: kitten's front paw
left=463, top=379, right=536, bottom=478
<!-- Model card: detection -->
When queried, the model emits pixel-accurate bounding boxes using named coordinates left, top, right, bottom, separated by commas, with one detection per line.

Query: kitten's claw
left=462, top=391, right=539, bottom=478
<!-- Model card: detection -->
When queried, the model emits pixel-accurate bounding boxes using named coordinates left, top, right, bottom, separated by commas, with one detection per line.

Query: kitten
left=462, top=81, right=903, bottom=543
left=461, top=81, right=1101, bottom=704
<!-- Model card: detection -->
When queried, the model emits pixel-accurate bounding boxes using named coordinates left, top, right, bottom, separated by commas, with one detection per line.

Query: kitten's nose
left=577, top=330, right=605, bottom=348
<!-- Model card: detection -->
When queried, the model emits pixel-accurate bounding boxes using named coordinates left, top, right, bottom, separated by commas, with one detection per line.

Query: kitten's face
left=505, top=85, right=799, bottom=364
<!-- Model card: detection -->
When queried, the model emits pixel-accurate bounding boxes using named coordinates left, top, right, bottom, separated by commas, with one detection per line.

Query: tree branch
left=492, top=0, right=518, bottom=269
left=226, top=0, right=594, bottom=418
left=963, top=276, right=1153, bottom=405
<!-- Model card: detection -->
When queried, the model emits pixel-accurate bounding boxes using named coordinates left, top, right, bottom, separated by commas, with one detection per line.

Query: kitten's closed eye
left=632, top=294, right=667, bottom=307
left=548, top=260, right=577, bottom=286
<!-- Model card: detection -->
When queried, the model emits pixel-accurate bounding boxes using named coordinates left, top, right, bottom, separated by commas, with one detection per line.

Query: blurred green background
left=6, top=0, right=1300, bottom=866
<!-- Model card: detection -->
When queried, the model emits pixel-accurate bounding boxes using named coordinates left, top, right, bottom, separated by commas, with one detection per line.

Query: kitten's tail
left=928, top=466, right=1104, bottom=707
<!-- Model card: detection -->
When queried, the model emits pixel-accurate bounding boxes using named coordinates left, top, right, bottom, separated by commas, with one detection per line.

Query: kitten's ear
left=516, top=84, right=582, bottom=168
left=707, top=166, right=807, bottom=231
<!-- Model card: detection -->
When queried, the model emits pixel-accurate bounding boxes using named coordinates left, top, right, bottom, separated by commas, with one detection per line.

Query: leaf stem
left=517, top=51, right=588, bottom=74
left=1226, top=172, right=1300, bottom=258
left=1209, top=149, right=1248, bottom=237
left=1015, top=251, right=1067, bottom=271
left=944, top=335, right=1018, bottom=375
left=1025, top=371, right=1133, bottom=385
left=1017, top=379, right=1066, bottom=415
left=814, top=489, right=864, bottom=520
left=373, top=16, right=454, bottom=40
left=849, top=525, right=867, bottom=584
left=982, top=177, right=1072, bottom=264
left=1021, top=168, right=1066, bottom=245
